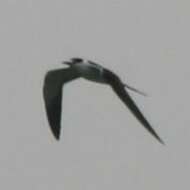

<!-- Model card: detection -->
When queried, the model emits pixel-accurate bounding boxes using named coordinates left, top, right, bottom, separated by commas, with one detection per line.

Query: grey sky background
left=0, top=0, right=190, bottom=189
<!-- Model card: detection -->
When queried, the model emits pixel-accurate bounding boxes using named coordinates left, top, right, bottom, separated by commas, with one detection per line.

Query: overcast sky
left=0, top=0, right=190, bottom=189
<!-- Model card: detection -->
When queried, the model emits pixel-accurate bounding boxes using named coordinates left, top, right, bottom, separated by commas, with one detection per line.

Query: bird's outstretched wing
left=104, top=69, right=164, bottom=144
left=43, top=68, right=79, bottom=140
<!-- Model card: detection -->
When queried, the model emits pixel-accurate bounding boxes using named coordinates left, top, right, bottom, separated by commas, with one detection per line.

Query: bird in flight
left=43, top=58, right=164, bottom=144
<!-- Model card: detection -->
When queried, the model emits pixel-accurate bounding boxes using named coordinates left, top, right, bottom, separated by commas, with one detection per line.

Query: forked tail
left=123, top=83, right=147, bottom=97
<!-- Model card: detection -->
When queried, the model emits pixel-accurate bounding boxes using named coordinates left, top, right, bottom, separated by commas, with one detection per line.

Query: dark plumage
left=43, top=58, right=164, bottom=144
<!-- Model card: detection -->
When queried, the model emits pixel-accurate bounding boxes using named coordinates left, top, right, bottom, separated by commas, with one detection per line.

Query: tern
left=43, top=58, right=164, bottom=144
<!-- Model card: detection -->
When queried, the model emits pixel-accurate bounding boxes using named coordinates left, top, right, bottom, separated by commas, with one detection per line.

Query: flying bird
left=43, top=58, right=164, bottom=144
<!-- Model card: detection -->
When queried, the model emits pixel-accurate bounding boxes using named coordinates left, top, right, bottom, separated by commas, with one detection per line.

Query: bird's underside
left=43, top=59, right=164, bottom=144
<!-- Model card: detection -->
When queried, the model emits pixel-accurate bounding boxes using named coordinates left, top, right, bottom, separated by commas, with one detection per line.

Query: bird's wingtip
left=53, top=132, right=60, bottom=141
left=156, top=136, right=165, bottom=145
left=159, top=139, right=165, bottom=146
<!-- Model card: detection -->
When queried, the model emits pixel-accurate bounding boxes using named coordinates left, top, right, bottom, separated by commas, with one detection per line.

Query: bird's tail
left=123, top=83, right=147, bottom=97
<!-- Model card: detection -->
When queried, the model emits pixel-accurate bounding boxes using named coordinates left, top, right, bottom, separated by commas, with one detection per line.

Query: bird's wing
left=43, top=68, right=79, bottom=140
left=104, top=69, right=164, bottom=144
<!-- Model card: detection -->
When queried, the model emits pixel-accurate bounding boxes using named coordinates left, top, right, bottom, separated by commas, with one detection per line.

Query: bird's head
left=62, top=57, right=83, bottom=66
left=71, top=57, right=83, bottom=63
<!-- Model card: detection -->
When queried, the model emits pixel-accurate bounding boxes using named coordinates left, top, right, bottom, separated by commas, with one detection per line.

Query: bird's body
left=43, top=58, right=164, bottom=144
left=71, top=61, right=105, bottom=83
